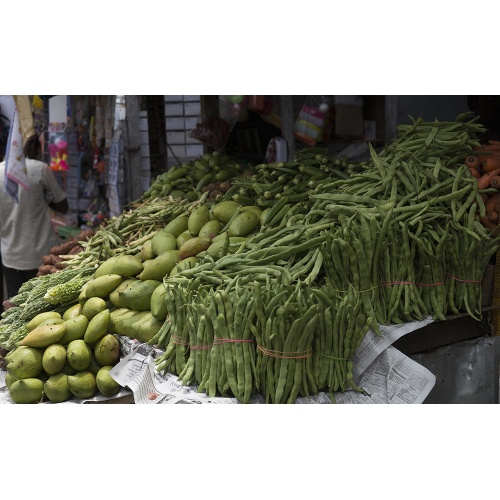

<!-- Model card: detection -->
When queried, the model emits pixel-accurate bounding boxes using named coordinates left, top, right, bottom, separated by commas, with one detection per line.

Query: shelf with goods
left=1, top=104, right=500, bottom=404
left=196, top=96, right=396, bottom=168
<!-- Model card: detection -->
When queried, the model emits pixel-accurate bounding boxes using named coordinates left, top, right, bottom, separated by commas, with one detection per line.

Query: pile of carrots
left=466, top=140, right=500, bottom=231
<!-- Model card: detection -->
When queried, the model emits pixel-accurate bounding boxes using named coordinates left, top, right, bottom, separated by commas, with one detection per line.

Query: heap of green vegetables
left=2, top=113, right=499, bottom=403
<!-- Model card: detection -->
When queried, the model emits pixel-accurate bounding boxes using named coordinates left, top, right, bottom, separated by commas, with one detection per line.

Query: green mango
left=151, top=231, right=177, bottom=256
left=188, top=205, right=211, bottom=236
left=10, top=378, right=44, bottom=404
left=120, top=280, right=162, bottom=311
left=163, top=216, right=189, bottom=237
left=178, top=236, right=212, bottom=260
left=138, top=250, right=180, bottom=281
left=140, top=239, right=155, bottom=261
left=109, top=278, right=138, bottom=308
left=150, top=284, right=168, bottom=321
left=212, top=200, right=240, bottom=224
left=228, top=211, right=260, bottom=237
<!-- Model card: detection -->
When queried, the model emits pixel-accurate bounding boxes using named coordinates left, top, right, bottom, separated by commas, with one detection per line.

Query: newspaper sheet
left=0, top=317, right=436, bottom=405
left=351, top=316, right=433, bottom=379
left=108, top=317, right=436, bottom=404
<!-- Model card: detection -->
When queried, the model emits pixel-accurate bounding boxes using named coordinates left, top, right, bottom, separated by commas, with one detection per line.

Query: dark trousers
left=2, top=265, right=38, bottom=300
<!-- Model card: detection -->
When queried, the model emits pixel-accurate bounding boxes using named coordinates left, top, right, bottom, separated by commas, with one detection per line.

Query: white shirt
left=0, top=158, right=67, bottom=270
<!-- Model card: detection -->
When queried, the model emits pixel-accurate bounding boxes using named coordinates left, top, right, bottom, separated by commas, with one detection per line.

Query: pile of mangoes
left=4, top=304, right=122, bottom=404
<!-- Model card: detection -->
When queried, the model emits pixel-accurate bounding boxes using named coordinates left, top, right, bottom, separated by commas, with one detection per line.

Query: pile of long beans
left=150, top=114, right=500, bottom=403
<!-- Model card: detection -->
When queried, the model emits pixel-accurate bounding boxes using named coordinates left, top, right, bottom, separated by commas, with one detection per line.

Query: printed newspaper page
left=110, top=317, right=436, bottom=404
left=351, top=316, right=434, bottom=379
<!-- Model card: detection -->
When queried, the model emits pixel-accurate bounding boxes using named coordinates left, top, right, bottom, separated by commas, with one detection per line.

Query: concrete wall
left=397, top=95, right=469, bottom=125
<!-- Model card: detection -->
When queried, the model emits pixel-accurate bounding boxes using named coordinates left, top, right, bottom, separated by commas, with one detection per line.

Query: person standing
left=0, top=136, right=69, bottom=300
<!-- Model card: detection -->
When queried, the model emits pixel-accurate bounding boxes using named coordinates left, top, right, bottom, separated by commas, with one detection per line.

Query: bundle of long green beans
left=154, top=114, right=500, bottom=403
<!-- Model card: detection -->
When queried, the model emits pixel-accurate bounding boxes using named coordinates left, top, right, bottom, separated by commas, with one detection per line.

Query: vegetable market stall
left=1, top=112, right=499, bottom=404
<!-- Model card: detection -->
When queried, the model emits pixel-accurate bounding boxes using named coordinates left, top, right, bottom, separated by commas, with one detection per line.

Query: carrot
left=468, top=166, right=481, bottom=178
left=488, top=210, right=499, bottom=222
left=478, top=167, right=500, bottom=189
left=491, top=175, right=500, bottom=189
left=483, top=156, right=500, bottom=172
left=485, top=192, right=500, bottom=211
left=485, top=191, right=500, bottom=212
left=480, top=214, right=500, bottom=233
left=474, top=144, right=500, bottom=152
left=465, top=155, right=480, bottom=169
left=480, top=192, right=490, bottom=203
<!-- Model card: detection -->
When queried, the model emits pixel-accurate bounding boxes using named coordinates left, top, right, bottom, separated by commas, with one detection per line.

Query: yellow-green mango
left=96, top=366, right=121, bottom=397
left=78, top=282, right=90, bottom=305
left=81, top=296, right=108, bottom=321
left=94, top=334, right=120, bottom=367
left=240, top=205, right=263, bottom=218
left=176, top=230, right=193, bottom=249
left=67, top=371, right=97, bottom=399
left=178, top=236, right=212, bottom=261
left=227, top=211, right=260, bottom=237
left=140, top=239, right=155, bottom=261
left=109, top=308, right=136, bottom=334
left=85, top=274, right=124, bottom=299
left=109, top=278, right=138, bottom=308
left=150, top=284, right=168, bottom=321
left=9, top=378, right=44, bottom=404
left=66, top=339, right=92, bottom=372
left=93, top=255, right=120, bottom=278
left=60, top=314, right=89, bottom=345
left=44, top=373, right=72, bottom=403
left=42, top=344, right=67, bottom=375
left=138, top=250, right=179, bottom=281
left=120, top=279, right=162, bottom=311
left=5, top=372, right=17, bottom=390
left=212, top=200, right=240, bottom=224
left=151, top=231, right=177, bottom=256
left=4, top=345, right=29, bottom=364
left=38, top=318, right=64, bottom=328
left=212, top=230, right=229, bottom=243
left=59, top=360, right=76, bottom=375
left=113, top=254, right=143, bottom=277
left=163, top=216, right=189, bottom=238
left=188, top=205, right=211, bottom=236
left=20, top=324, right=66, bottom=348
left=94, top=254, right=143, bottom=278
left=132, top=311, right=163, bottom=343
left=26, top=311, right=62, bottom=332
left=7, top=347, right=42, bottom=379
left=62, top=303, right=82, bottom=321
left=114, top=311, right=149, bottom=337
left=84, top=309, right=111, bottom=345
left=87, top=354, right=102, bottom=375
left=198, top=219, right=222, bottom=240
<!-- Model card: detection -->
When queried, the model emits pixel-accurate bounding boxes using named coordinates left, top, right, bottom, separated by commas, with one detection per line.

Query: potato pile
left=37, top=228, right=95, bottom=276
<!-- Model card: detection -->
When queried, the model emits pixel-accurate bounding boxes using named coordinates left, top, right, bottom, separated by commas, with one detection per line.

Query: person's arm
left=42, top=163, right=70, bottom=213
left=49, top=197, right=69, bottom=213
